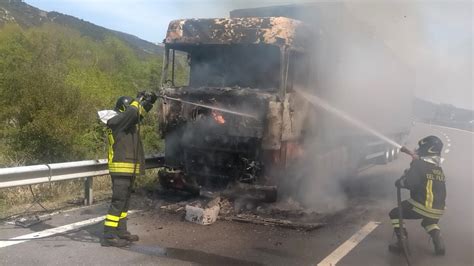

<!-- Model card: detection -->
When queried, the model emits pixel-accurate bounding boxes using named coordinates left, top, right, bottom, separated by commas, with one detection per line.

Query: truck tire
left=393, top=147, right=400, bottom=160
left=378, top=148, right=391, bottom=164
left=390, top=147, right=396, bottom=162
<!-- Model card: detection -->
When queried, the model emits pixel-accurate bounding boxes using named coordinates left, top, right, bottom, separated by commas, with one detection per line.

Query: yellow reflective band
left=109, top=167, right=140, bottom=174
left=425, top=224, right=440, bottom=233
left=107, top=130, right=114, bottom=163
left=108, top=162, right=140, bottom=174
left=425, top=180, right=434, bottom=209
left=391, top=219, right=402, bottom=228
left=104, top=221, right=118, bottom=227
left=407, top=199, right=444, bottom=214
left=120, top=212, right=128, bottom=219
left=109, top=162, right=140, bottom=168
left=106, top=214, right=120, bottom=222
left=412, top=207, right=442, bottom=219
left=130, top=101, right=146, bottom=115
left=429, top=180, right=434, bottom=208
left=138, top=105, right=145, bottom=115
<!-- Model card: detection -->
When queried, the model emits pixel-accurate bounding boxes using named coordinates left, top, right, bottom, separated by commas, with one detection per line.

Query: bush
left=0, top=23, right=167, bottom=164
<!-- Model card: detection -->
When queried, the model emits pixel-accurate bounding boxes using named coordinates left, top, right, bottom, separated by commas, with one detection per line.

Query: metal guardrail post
left=84, top=177, right=93, bottom=206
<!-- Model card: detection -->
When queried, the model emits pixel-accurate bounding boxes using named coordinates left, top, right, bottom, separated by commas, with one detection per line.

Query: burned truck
left=157, top=11, right=412, bottom=203
left=157, top=17, right=314, bottom=198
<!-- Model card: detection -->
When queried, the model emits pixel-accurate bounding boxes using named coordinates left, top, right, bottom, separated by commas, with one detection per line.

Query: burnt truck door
left=277, top=49, right=312, bottom=167
left=160, top=47, right=171, bottom=87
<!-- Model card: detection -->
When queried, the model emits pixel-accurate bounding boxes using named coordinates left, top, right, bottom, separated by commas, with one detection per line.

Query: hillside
left=0, top=0, right=174, bottom=165
left=0, top=0, right=163, bottom=56
left=414, top=98, right=473, bottom=131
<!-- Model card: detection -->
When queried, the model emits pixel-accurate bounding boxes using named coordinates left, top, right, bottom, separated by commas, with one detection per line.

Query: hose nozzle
left=401, top=146, right=418, bottom=160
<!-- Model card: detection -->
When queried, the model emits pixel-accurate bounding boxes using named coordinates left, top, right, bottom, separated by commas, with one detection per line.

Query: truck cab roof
left=164, top=17, right=312, bottom=52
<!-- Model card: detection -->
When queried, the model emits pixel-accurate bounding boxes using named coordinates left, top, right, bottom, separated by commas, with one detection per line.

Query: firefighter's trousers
left=104, top=175, right=135, bottom=235
left=389, top=200, right=441, bottom=234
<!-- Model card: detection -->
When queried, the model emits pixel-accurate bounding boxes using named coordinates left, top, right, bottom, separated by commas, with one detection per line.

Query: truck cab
left=158, top=17, right=313, bottom=193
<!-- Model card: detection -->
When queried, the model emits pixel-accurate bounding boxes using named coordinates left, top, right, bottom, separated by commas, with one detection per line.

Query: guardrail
left=0, top=154, right=164, bottom=205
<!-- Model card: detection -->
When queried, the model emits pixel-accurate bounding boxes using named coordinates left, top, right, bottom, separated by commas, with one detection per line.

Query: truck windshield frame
left=161, top=44, right=283, bottom=92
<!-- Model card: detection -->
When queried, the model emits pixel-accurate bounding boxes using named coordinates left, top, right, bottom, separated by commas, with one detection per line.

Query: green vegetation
left=0, top=22, right=190, bottom=215
left=0, top=23, right=166, bottom=166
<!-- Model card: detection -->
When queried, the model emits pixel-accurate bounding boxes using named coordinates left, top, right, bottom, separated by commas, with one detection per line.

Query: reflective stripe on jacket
left=106, top=101, right=147, bottom=176
left=401, top=158, right=446, bottom=219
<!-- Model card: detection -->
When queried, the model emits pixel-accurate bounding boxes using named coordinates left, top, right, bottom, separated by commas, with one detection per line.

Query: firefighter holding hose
left=98, top=91, right=157, bottom=247
left=389, top=135, right=446, bottom=256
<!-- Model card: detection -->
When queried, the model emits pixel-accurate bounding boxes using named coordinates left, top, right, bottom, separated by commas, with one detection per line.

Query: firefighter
left=98, top=92, right=157, bottom=247
left=389, top=135, right=446, bottom=255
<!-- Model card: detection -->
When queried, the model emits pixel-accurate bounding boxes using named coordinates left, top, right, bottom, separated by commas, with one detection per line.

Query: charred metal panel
left=165, top=17, right=311, bottom=51
left=158, top=90, right=268, bottom=183
left=281, top=92, right=310, bottom=141
left=262, top=101, right=283, bottom=150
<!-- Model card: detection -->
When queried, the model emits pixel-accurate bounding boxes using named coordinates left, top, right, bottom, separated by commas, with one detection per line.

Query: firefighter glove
left=395, top=178, right=405, bottom=188
left=136, top=91, right=156, bottom=112
left=144, top=91, right=158, bottom=104
left=142, top=101, right=153, bottom=112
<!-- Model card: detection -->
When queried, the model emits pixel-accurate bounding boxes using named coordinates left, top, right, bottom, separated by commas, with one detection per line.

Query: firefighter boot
left=101, top=231, right=130, bottom=247
left=117, top=218, right=139, bottom=242
left=429, top=229, right=445, bottom=256
left=388, top=228, right=408, bottom=253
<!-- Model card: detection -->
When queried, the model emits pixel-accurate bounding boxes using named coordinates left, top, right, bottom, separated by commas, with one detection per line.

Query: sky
left=25, top=0, right=472, bottom=110
left=26, top=0, right=300, bottom=42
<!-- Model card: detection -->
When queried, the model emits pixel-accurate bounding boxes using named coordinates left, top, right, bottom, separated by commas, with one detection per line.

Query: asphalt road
left=338, top=123, right=474, bottom=266
left=0, top=123, right=472, bottom=265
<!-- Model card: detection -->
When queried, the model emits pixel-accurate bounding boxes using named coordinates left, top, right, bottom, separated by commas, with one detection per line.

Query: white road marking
left=445, top=149, right=450, bottom=154
left=0, top=215, right=105, bottom=248
left=3, top=203, right=108, bottom=226
left=447, top=143, right=451, bottom=147
left=317, top=221, right=380, bottom=266
left=37, top=202, right=108, bottom=219
left=419, top=123, right=474, bottom=135
left=0, top=210, right=139, bottom=248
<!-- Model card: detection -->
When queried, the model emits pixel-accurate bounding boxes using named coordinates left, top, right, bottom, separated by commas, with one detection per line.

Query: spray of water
left=162, top=95, right=258, bottom=119
left=294, top=87, right=402, bottom=149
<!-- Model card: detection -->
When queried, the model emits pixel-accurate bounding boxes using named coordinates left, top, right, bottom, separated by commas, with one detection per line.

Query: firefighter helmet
left=416, top=135, right=443, bottom=156
left=114, top=96, right=133, bottom=112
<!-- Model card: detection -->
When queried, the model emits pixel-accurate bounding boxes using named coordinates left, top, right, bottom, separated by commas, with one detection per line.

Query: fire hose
left=397, top=185, right=412, bottom=266
left=398, top=146, right=417, bottom=266
left=160, top=95, right=258, bottom=119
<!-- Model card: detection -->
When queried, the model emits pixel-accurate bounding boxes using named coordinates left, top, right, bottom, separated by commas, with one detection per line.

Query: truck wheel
left=378, top=148, right=391, bottom=164
left=393, top=147, right=400, bottom=160
left=390, top=148, right=396, bottom=162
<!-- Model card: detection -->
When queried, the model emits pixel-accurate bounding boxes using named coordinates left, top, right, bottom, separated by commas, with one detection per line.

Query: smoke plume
left=167, top=0, right=472, bottom=212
